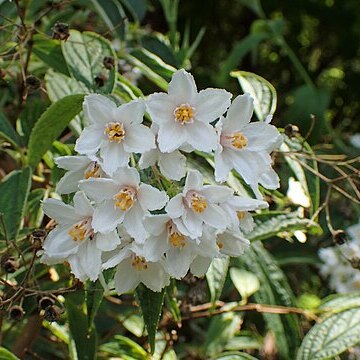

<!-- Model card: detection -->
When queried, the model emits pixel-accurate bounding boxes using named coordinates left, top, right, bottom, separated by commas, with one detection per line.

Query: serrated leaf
left=0, top=347, right=20, bottom=360
left=297, top=308, right=360, bottom=360
left=27, top=94, right=85, bottom=167
left=0, top=167, right=31, bottom=240
left=206, top=257, right=230, bottom=305
left=247, top=211, right=322, bottom=242
left=230, top=268, right=260, bottom=302
left=62, top=30, right=116, bottom=93
left=136, top=284, right=165, bottom=354
left=231, top=71, right=277, bottom=121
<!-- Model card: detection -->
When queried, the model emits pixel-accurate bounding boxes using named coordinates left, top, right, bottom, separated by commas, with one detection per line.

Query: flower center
left=237, top=211, right=245, bottom=220
left=230, top=132, right=248, bottom=149
left=217, top=240, right=224, bottom=250
left=84, top=162, right=102, bottom=179
left=131, top=255, right=148, bottom=271
left=167, top=222, right=187, bottom=248
left=191, top=193, right=207, bottom=213
left=113, top=187, right=136, bottom=211
left=174, top=104, right=194, bottom=124
left=105, top=122, right=126, bottom=142
left=68, top=219, right=92, bottom=242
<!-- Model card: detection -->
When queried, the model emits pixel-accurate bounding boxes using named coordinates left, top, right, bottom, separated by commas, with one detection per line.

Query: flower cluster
left=41, top=69, right=282, bottom=294
left=319, top=220, right=360, bottom=293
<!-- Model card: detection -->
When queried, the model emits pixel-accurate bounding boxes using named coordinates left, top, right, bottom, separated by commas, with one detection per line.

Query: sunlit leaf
left=207, top=257, right=230, bottom=305
left=230, top=268, right=260, bottom=302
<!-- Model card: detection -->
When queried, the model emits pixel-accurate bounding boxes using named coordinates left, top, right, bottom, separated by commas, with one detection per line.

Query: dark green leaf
left=0, top=167, right=31, bottom=240
left=86, top=280, right=104, bottom=330
left=27, top=94, right=85, bottom=167
left=136, top=284, right=165, bottom=354
left=0, top=113, right=21, bottom=146
left=26, top=188, right=46, bottom=228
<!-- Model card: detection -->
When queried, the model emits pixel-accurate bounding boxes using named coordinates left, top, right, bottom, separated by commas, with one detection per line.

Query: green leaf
left=239, top=0, right=264, bottom=17
left=230, top=268, right=260, bottom=302
left=297, top=308, right=360, bottom=360
left=100, top=335, right=147, bottom=360
left=215, top=352, right=259, bottom=360
left=205, top=312, right=242, bottom=357
left=26, top=188, right=46, bottom=228
left=66, top=293, right=97, bottom=360
left=0, top=347, right=20, bottom=360
left=320, top=292, right=360, bottom=312
left=62, top=30, right=116, bottom=93
left=206, top=257, right=230, bottom=305
left=247, top=211, right=322, bottom=242
left=27, top=94, right=85, bottom=167
left=0, top=167, right=31, bottom=240
left=32, top=34, right=69, bottom=75
left=231, top=71, right=277, bottom=121
left=136, top=284, right=165, bottom=354
left=0, top=113, right=21, bottom=146
left=86, top=280, right=104, bottom=330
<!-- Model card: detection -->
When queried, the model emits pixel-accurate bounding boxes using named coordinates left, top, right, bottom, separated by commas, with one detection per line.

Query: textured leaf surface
left=231, top=70, right=277, bottom=121
left=136, top=285, right=165, bottom=354
left=297, top=308, right=360, bottom=360
left=0, top=167, right=31, bottom=240
left=27, top=94, right=85, bottom=166
left=320, top=292, right=360, bottom=311
left=62, top=30, right=116, bottom=93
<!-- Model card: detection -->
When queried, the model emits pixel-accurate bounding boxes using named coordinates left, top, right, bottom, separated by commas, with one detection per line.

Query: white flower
left=139, top=125, right=186, bottom=181
left=287, top=177, right=310, bottom=208
left=75, top=94, right=155, bottom=175
left=214, top=94, right=282, bottom=187
left=349, top=133, right=360, bottom=149
left=146, top=69, right=232, bottom=153
left=41, top=191, right=120, bottom=281
left=219, top=194, right=268, bottom=233
left=102, top=241, right=170, bottom=294
left=165, top=170, right=233, bottom=238
left=347, top=220, right=360, bottom=242
left=143, top=213, right=206, bottom=279
left=55, top=155, right=105, bottom=194
left=79, top=167, right=168, bottom=243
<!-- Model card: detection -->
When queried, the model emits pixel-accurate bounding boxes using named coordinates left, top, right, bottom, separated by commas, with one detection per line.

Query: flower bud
left=9, top=305, right=25, bottom=321
left=52, top=22, right=70, bottom=41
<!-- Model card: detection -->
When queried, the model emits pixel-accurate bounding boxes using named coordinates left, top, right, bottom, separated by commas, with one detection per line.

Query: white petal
left=183, top=210, right=203, bottom=238
left=214, top=148, right=233, bottom=183
left=123, top=203, right=148, bottom=243
left=190, top=256, right=212, bottom=277
left=83, top=94, right=117, bottom=125
left=184, top=169, right=203, bottom=194
left=157, top=121, right=187, bottom=153
left=95, top=230, right=120, bottom=251
left=43, top=226, right=79, bottom=258
left=114, top=258, right=140, bottom=294
left=140, top=262, right=170, bottom=292
left=168, top=69, right=197, bottom=103
left=75, top=125, right=104, bottom=154
left=146, top=92, right=175, bottom=125
left=79, top=178, right=119, bottom=202
left=185, top=121, right=218, bottom=152
left=139, top=149, right=159, bottom=169
left=165, top=194, right=185, bottom=218
left=219, top=230, right=250, bottom=257
left=158, top=150, right=186, bottom=180
left=102, top=244, right=133, bottom=269
left=100, top=142, right=129, bottom=175
left=92, top=200, right=124, bottom=233
left=222, top=94, right=254, bottom=133
left=67, top=255, right=88, bottom=282
left=114, top=99, right=145, bottom=126
left=195, top=88, right=232, bottom=123
left=73, top=191, right=93, bottom=217
left=243, top=122, right=282, bottom=152
left=166, top=245, right=194, bottom=279
left=78, top=240, right=102, bottom=281
left=123, top=124, right=155, bottom=153
left=112, top=167, right=140, bottom=187
left=227, top=196, right=268, bottom=211
left=239, top=212, right=255, bottom=233
left=56, top=170, right=84, bottom=194
left=42, top=199, right=82, bottom=224
left=138, top=184, right=168, bottom=211
left=143, top=233, right=169, bottom=262
left=199, top=204, right=229, bottom=230
left=259, top=167, right=280, bottom=190
left=143, top=214, right=169, bottom=236
left=201, top=185, right=233, bottom=203
left=55, top=155, right=90, bottom=171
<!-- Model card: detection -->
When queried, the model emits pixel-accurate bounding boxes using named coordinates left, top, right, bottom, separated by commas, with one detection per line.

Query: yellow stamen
left=237, top=211, right=245, bottom=220
left=105, top=122, right=126, bottom=142
left=191, top=194, right=207, bottom=213
left=169, top=231, right=187, bottom=248
left=230, top=132, right=248, bottom=149
left=113, top=187, right=136, bottom=211
left=217, top=240, right=224, bottom=250
left=84, top=163, right=101, bottom=179
left=174, top=104, right=194, bottom=124
left=131, top=255, right=148, bottom=271
left=68, top=223, right=87, bottom=241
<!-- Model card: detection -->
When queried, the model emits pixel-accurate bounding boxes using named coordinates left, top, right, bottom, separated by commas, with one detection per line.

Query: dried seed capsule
left=103, top=56, right=115, bottom=70
left=38, top=296, right=55, bottom=310
left=25, top=75, right=41, bottom=92
left=9, top=305, right=25, bottom=321
left=284, top=124, right=300, bottom=138
left=44, top=305, right=62, bottom=322
left=1, top=255, right=19, bottom=274
left=52, top=22, right=70, bottom=41
left=333, top=230, right=347, bottom=245
left=31, top=229, right=47, bottom=250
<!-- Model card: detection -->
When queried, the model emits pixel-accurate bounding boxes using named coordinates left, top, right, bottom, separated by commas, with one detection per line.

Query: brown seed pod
left=9, top=305, right=25, bottom=321
left=25, top=75, right=41, bottom=92
left=30, top=229, right=47, bottom=250
left=44, top=305, right=62, bottom=322
left=38, top=296, right=55, bottom=310
left=52, top=22, right=70, bottom=41
left=333, top=230, right=347, bottom=245
left=284, top=124, right=300, bottom=138
left=94, top=73, right=107, bottom=87
left=2, top=256, right=19, bottom=273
